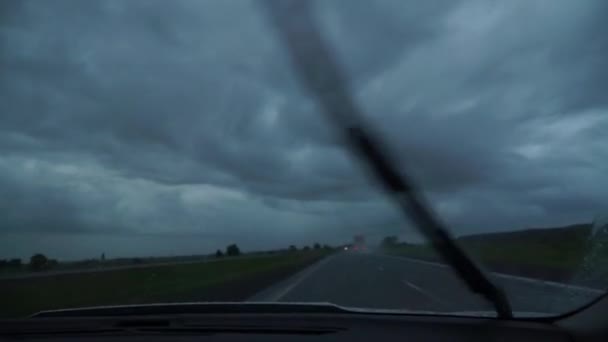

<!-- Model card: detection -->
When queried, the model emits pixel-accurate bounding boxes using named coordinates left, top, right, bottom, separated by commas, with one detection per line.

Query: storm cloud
left=1, top=0, right=607, bottom=259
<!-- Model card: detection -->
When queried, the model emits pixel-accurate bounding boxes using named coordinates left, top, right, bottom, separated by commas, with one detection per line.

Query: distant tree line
left=29, top=253, right=59, bottom=271
left=288, top=243, right=331, bottom=252
left=380, top=236, right=410, bottom=249
left=0, top=253, right=59, bottom=272
left=0, top=258, right=23, bottom=269
left=215, top=244, right=242, bottom=258
left=381, top=236, right=399, bottom=248
left=2, top=241, right=337, bottom=269
left=214, top=242, right=334, bottom=258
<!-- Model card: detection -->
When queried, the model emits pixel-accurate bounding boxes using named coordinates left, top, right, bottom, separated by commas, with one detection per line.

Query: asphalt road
left=250, top=252, right=604, bottom=316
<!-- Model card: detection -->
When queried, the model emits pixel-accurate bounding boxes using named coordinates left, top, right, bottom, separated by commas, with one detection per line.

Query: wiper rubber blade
left=261, top=0, right=513, bottom=319
left=31, top=302, right=351, bottom=318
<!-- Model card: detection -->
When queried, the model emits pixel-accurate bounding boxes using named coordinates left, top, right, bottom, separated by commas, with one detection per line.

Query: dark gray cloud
left=1, top=0, right=607, bottom=259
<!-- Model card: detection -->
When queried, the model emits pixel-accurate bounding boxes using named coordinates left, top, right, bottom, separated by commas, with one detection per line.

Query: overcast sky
left=1, top=0, right=607, bottom=260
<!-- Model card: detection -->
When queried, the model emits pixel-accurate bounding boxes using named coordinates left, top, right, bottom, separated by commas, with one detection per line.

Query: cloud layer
left=1, top=0, right=607, bottom=259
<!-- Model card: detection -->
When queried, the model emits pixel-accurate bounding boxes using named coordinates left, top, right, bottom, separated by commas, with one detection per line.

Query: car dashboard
left=0, top=312, right=570, bottom=342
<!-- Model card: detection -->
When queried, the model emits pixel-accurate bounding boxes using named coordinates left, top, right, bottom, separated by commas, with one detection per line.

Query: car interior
left=0, top=298, right=607, bottom=341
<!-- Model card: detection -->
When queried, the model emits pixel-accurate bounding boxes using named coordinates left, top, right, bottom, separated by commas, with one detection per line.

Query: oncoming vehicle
left=352, top=235, right=367, bottom=252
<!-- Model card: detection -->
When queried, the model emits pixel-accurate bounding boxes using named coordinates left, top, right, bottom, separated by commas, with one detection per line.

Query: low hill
left=458, top=223, right=592, bottom=244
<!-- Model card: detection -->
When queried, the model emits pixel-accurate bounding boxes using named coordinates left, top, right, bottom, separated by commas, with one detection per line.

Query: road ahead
left=250, top=252, right=603, bottom=315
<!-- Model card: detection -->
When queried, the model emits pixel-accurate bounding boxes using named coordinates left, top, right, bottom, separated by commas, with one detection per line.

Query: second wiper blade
left=261, top=0, right=513, bottom=318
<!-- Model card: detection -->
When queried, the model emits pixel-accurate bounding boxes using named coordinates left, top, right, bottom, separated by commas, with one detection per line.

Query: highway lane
left=250, top=252, right=604, bottom=315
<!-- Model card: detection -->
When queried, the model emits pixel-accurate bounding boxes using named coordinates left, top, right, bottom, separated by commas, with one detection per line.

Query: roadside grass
left=387, top=240, right=590, bottom=270
left=0, top=251, right=329, bottom=318
left=385, top=223, right=608, bottom=285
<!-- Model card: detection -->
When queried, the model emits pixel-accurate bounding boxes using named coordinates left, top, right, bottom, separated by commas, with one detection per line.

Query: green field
left=0, top=251, right=328, bottom=318
left=386, top=223, right=608, bottom=285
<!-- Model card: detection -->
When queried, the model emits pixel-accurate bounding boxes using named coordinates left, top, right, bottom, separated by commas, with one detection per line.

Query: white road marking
left=491, top=272, right=604, bottom=294
left=379, top=254, right=604, bottom=295
left=269, top=256, right=335, bottom=301
left=379, top=254, right=447, bottom=268
left=402, top=279, right=444, bottom=305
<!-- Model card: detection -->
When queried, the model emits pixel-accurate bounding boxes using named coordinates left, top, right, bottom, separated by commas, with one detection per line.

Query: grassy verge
left=385, top=224, right=608, bottom=286
left=387, top=242, right=587, bottom=275
left=0, top=251, right=329, bottom=318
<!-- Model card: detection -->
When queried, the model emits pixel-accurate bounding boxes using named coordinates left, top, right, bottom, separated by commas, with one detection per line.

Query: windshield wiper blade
left=31, top=302, right=351, bottom=318
left=260, top=0, right=513, bottom=319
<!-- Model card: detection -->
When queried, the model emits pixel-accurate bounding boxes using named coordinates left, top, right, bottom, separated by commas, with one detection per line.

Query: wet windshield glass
left=1, top=0, right=607, bottom=318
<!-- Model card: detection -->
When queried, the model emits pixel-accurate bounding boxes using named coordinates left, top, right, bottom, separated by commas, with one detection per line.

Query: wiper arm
left=261, top=0, right=513, bottom=319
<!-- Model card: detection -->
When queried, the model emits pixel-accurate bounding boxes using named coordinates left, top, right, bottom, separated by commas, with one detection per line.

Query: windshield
left=1, top=0, right=607, bottom=319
